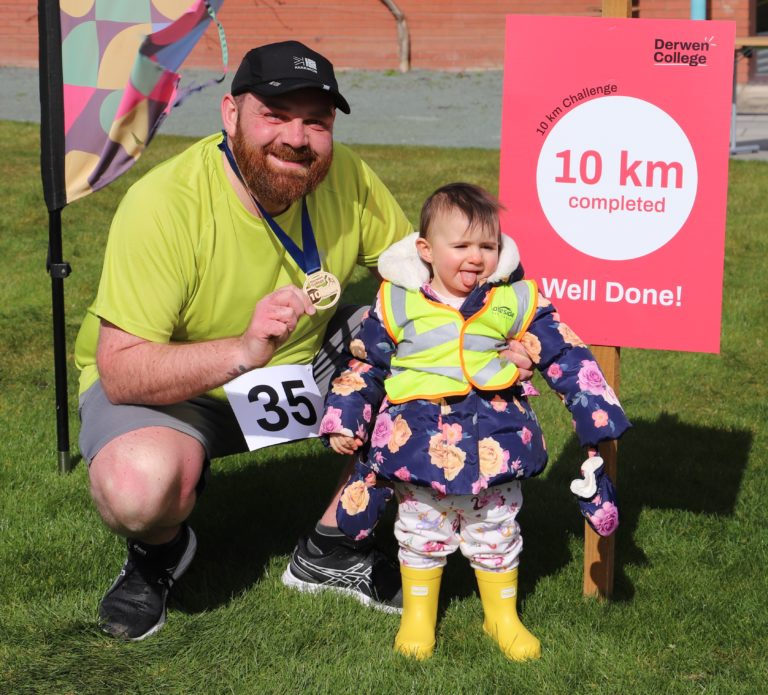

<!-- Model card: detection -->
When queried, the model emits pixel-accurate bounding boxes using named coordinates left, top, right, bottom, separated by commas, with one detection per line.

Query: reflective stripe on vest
left=379, top=280, right=538, bottom=403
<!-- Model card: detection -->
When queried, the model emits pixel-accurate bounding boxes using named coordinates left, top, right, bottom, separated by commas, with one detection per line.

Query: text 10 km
left=553, top=149, right=684, bottom=188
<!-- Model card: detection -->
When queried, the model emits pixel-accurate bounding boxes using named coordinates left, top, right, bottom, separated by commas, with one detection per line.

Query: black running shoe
left=281, top=534, right=402, bottom=613
left=98, top=525, right=197, bottom=641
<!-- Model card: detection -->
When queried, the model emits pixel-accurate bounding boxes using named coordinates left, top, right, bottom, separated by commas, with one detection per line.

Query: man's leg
left=88, top=427, right=204, bottom=641
left=80, top=380, right=244, bottom=640
left=282, top=305, right=402, bottom=612
left=89, top=426, right=204, bottom=544
left=316, top=459, right=351, bottom=527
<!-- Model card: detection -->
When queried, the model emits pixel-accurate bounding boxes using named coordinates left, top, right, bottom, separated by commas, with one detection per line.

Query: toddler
left=319, top=183, right=630, bottom=661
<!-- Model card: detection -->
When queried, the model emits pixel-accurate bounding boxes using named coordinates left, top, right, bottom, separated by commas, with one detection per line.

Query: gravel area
left=1, top=65, right=503, bottom=149
left=3, top=65, right=766, bottom=157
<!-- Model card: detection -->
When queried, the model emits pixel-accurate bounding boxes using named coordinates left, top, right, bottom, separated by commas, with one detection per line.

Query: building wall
left=0, top=0, right=757, bottom=81
left=1, top=3, right=38, bottom=68
left=182, top=1, right=604, bottom=72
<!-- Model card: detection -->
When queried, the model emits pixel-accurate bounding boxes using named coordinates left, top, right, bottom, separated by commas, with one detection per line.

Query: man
left=75, top=40, right=533, bottom=641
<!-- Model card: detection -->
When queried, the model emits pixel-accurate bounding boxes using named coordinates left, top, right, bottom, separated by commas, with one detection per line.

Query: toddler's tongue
left=461, top=270, right=478, bottom=287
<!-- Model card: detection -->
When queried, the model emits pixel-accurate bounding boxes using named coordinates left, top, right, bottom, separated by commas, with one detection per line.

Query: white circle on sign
left=536, top=96, right=697, bottom=260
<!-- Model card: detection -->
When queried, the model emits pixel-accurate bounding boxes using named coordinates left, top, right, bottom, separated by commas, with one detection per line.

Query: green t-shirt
left=74, top=132, right=413, bottom=399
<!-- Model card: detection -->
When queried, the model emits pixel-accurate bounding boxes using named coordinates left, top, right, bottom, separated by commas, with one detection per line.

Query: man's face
left=231, top=90, right=335, bottom=212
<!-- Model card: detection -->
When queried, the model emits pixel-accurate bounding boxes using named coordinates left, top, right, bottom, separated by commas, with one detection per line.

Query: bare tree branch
left=379, top=0, right=410, bottom=72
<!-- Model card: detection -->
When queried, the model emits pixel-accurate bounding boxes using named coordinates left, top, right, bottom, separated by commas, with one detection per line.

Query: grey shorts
left=78, top=304, right=367, bottom=465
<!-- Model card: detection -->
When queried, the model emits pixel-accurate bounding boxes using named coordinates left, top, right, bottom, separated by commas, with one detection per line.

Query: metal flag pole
left=46, top=208, right=72, bottom=474
left=38, top=0, right=73, bottom=473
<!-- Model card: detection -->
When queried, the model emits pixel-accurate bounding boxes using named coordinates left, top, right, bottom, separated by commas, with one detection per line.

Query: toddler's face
left=416, top=207, right=500, bottom=300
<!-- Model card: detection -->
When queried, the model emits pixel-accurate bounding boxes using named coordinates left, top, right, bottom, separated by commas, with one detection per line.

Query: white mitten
left=570, top=456, right=605, bottom=499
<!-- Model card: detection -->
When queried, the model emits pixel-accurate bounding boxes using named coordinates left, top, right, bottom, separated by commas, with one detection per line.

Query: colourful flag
left=40, top=0, right=226, bottom=211
left=37, top=0, right=226, bottom=470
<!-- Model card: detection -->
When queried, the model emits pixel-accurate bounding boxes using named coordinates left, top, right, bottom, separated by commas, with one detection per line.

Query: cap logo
left=293, top=56, right=318, bottom=73
left=269, top=81, right=281, bottom=86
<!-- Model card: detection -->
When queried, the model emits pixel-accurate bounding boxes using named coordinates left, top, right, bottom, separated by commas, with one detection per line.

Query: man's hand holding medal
left=240, top=285, right=316, bottom=368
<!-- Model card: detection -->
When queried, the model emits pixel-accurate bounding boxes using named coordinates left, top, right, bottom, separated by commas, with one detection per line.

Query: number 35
left=247, top=379, right=318, bottom=432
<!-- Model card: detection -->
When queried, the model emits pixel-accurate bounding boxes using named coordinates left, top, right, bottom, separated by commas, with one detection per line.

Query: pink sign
left=499, top=16, right=735, bottom=353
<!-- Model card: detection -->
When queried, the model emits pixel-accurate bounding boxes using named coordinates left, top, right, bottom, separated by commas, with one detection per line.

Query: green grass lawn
left=1, top=119, right=766, bottom=694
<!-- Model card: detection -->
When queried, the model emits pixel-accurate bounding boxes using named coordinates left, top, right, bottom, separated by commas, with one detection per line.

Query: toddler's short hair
left=419, top=182, right=503, bottom=239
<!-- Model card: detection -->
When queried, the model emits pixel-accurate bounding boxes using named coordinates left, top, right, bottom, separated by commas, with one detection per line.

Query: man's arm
left=97, top=286, right=315, bottom=405
left=503, top=340, right=534, bottom=381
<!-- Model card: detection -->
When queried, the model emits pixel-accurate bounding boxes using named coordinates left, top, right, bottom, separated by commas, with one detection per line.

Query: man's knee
left=88, top=427, right=205, bottom=535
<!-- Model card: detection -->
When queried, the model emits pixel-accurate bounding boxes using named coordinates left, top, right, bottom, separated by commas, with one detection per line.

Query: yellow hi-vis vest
left=378, top=280, right=539, bottom=403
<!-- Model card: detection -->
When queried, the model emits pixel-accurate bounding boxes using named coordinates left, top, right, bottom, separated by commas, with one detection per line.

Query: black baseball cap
left=231, top=40, right=350, bottom=114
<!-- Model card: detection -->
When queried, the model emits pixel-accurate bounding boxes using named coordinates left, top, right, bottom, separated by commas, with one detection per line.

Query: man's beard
left=231, top=124, right=333, bottom=212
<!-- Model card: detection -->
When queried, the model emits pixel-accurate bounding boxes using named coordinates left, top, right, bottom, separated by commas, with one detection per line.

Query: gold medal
left=303, top=270, right=341, bottom=310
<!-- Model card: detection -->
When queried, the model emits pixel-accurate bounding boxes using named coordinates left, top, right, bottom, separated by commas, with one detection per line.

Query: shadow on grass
left=518, top=411, right=751, bottom=604
left=175, top=442, right=353, bottom=613
left=173, top=411, right=751, bottom=614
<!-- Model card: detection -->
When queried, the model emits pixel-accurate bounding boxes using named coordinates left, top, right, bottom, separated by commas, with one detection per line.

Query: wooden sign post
left=602, top=0, right=632, bottom=21
left=581, top=0, right=633, bottom=601
left=583, top=346, right=620, bottom=598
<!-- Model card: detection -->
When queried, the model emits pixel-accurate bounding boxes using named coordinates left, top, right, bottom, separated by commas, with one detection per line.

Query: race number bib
left=224, top=364, right=323, bottom=451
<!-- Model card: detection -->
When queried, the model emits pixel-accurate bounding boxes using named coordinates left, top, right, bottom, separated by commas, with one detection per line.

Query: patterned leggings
left=393, top=481, right=523, bottom=572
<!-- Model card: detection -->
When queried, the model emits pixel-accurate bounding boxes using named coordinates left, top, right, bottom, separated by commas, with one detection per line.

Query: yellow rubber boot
left=475, top=567, right=541, bottom=662
left=393, top=565, right=443, bottom=660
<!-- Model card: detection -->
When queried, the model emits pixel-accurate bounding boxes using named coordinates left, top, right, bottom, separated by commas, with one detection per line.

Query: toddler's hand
left=328, top=433, right=363, bottom=456
left=570, top=454, right=619, bottom=537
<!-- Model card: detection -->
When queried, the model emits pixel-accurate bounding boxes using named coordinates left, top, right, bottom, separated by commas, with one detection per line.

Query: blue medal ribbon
left=218, top=131, right=321, bottom=275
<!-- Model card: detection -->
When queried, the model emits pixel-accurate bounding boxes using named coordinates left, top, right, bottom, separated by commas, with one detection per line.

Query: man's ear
left=221, top=93, right=239, bottom=139
left=415, top=236, right=432, bottom=265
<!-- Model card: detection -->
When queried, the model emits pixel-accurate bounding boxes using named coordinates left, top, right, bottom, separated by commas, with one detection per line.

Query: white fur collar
left=377, top=231, right=520, bottom=290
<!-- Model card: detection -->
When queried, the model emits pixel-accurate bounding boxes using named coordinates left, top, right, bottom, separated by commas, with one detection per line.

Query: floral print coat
left=319, top=235, right=631, bottom=538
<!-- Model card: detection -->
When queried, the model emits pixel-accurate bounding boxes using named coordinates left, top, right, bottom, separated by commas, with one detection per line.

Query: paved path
left=2, top=66, right=767, bottom=159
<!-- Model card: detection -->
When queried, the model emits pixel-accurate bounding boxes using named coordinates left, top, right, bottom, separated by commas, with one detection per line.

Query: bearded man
left=74, top=41, right=533, bottom=641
